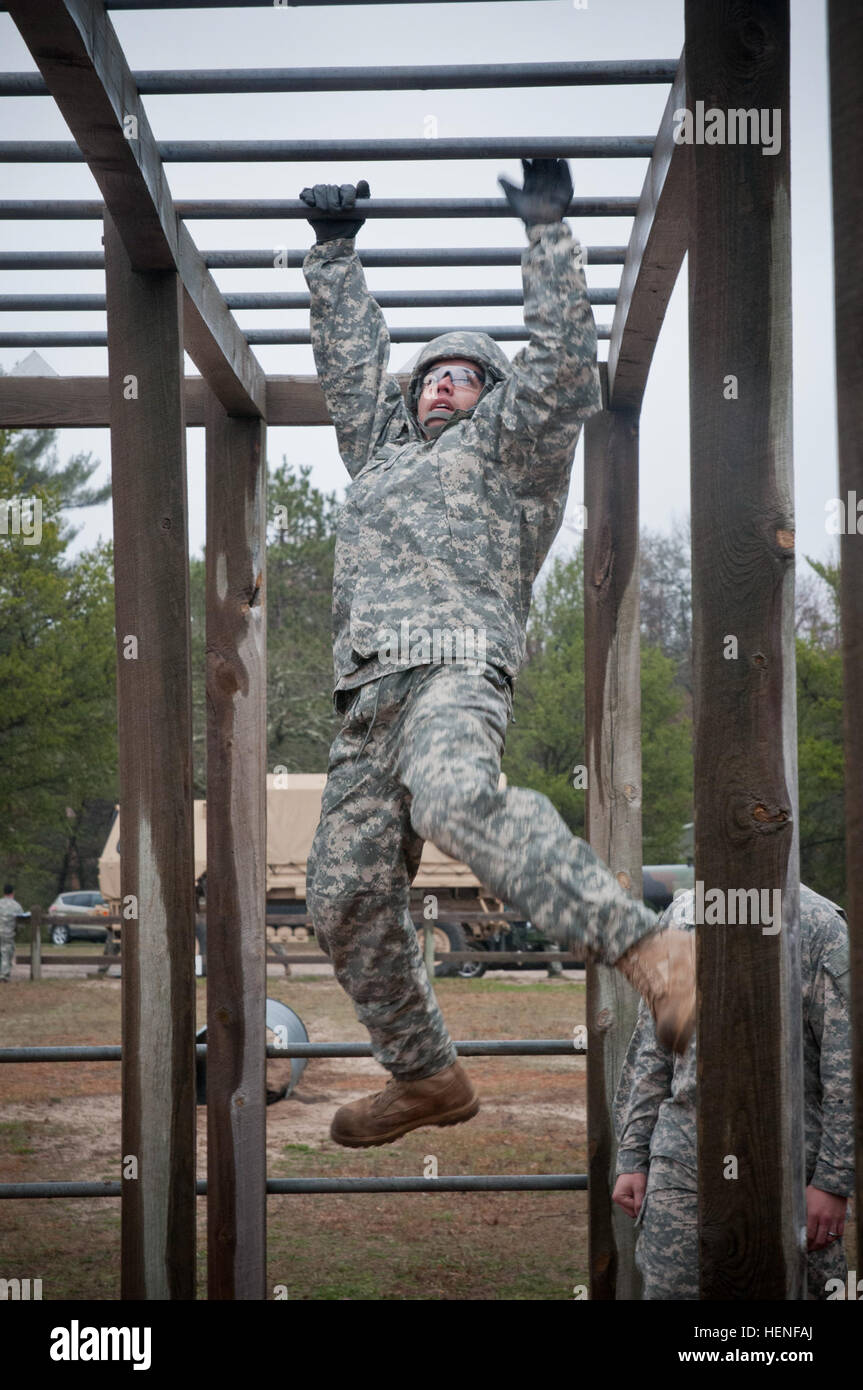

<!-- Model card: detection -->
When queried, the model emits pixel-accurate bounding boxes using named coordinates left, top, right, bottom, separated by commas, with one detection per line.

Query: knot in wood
left=595, top=1007, right=614, bottom=1032
left=752, top=803, right=789, bottom=826
left=211, top=653, right=240, bottom=696
left=159, top=516, right=172, bottom=532
left=776, top=528, right=794, bottom=550
left=752, top=652, right=767, bottom=668
left=739, top=17, right=769, bottom=58
left=616, top=870, right=631, bottom=893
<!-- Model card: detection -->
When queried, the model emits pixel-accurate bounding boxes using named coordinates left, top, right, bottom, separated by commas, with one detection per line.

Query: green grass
left=0, top=1121, right=37, bottom=1155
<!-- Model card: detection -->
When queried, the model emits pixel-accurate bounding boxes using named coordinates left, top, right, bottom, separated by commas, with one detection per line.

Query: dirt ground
left=0, top=966, right=589, bottom=1300
left=3, top=964, right=854, bottom=1301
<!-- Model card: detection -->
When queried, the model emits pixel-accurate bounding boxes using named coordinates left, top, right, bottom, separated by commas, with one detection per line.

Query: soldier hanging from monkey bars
left=300, top=159, right=695, bottom=1148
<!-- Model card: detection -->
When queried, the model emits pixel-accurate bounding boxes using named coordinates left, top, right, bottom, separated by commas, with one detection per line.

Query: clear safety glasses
left=421, top=365, right=485, bottom=393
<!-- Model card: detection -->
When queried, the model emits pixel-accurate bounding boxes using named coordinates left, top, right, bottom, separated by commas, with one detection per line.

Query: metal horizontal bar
left=1, top=1046, right=123, bottom=1061
left=0, top=1182, right=123, bottom=1199
left=0, top=137, right=653, bottom=163
left=0, top=61, right=678, bottom=96
left=0, top=288, right=618, bottom=310
left=6, top=0, right=589, bottom=8
left=271, top=1040, right=585, bottom=1056
left=265, top=1175, right=587, bottom=1193
left=0, top=325, right=613, bottom=346
left=0, top=1174, right=586, bottom=1199
left=6, top=0, right=266, bottom=419
left=0, top=1039, right=585, bottom=1062
left=0, top=197, right=639, bottom=221
left=0, top=246, right=628, bottom=269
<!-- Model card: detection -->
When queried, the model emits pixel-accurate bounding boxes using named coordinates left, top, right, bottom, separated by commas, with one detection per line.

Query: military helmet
left=407, top=330, right=512, bottom=425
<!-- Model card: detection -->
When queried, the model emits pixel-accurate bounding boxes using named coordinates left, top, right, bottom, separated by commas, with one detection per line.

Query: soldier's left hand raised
left=498, top=158, right=573, bottom=227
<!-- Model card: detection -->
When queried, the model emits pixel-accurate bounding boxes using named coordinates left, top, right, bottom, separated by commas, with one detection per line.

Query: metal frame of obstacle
left=0, top=0, right=859, bottom=1305
left=0, top=1039, right=588, bottom=1198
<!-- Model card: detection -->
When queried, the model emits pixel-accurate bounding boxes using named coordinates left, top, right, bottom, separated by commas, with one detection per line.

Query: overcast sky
left=0, top=0, right=840, bottom=582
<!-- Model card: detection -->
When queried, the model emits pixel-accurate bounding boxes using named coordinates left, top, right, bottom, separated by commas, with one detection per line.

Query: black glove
left=498, top=158, right=573, bottom=227
left=299, top=181, right=370, bottom=243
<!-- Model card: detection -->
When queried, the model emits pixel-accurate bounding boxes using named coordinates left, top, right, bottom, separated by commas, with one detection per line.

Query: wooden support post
left=686, top=0, right=804, bottom=1299
left=29, top=907, right=42, bottom=981
left=607, top=59, right=688, bottom=412
left=205, top=394, right=268, bottom=1300
left=104, top=210, right=197, bottom=1301
left=28, top=906, right=42, bottom=984
left=828, top=0, right=863, bottom=1262
left=583, top=364, right=644, bottom=1300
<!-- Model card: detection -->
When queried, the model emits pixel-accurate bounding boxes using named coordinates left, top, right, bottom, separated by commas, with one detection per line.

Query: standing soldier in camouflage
left=301, top=160, right=696, bottom=1149
left=0, top=883, right=24, bottom=982
left=613, top=885, right=853, bottom=1299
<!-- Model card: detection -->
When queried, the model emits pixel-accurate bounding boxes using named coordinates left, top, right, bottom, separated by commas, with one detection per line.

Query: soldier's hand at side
left=612, top=1172, right=646, bottom=1220
left=299, top=181, right=371, bottom=244
left=806, top=1185, right=847, bottom=1250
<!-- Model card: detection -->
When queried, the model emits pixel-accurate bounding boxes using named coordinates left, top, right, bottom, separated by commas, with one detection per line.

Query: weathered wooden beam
left=606, top=59, right=688, bottom=411
left=5, top=0, right=266, bottom=418
left=583, top=364, right=644, bottom=1301
left=0, top=376, right=401, bottom=428
left=103, top=210, right=197, bottom=1300
left=205, top=396, right=268, bottom=1300
left=686, top=0, right=804, bottom=1300
left=828, top=0, right=863, bottom=1264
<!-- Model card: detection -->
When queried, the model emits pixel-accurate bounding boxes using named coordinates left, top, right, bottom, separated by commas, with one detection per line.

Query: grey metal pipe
left=0, top=1046, right=123, bottom=1062
left=15, top=0, right=593, bottom=8
left=0, top=247, right=628, bottom=269
left=0, top=326, right=613, bottom=346
left=0, top=62, right=678, bottom=96
left=0, top=197, right=640, bottom=220
left=0, top=1174, right=586, bottom=1198
left=0, top=1181, right=124, bottom=1198
left=265, top=1175, right=588, bottom=1193
left=0, top=137, right=654, bottom=163
left=0, top=288, right=618, bottom=310
left=269, top=1040, right=586, bottom=1057
left=0, top=1038, right=585, bottom=1062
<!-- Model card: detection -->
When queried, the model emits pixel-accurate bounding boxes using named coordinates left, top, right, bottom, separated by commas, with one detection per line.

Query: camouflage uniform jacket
left=614, top=885, right=853, bottom=1198
left=0, top=895, right=24, bottom=933
left=303, top=224, right=603, bottom=705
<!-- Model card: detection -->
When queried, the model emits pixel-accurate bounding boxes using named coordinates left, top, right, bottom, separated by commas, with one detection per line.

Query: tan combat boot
left=614, top=928, right=696, bottom=1055
left=330, top=1061, right=480, bottom=1148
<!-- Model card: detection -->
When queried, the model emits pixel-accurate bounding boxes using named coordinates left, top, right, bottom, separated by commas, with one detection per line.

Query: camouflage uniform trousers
left=635, top=1186, right=848, bottom=1301
left=0, top=925, right=15, bottom=980
left=307, top=659, right=659, bottom=1080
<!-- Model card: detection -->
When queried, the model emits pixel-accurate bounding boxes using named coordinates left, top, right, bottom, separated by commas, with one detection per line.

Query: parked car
left=47, top=891, right=110, bottom=945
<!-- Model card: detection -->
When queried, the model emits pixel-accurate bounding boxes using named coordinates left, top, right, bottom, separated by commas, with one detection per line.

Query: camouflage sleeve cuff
left=302, top=236, right=359, bottom=269
left=616, top=1151, right=650, bottom=1177
left=526, top=221, right=581, bottom=251
left=810, top=1166, right=854, bottom=1199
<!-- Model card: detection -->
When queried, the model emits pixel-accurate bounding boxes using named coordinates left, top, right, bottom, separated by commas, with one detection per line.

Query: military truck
left=98, top=773, right=558, bottom=978
left=98, top=776, right=693, bottom=977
